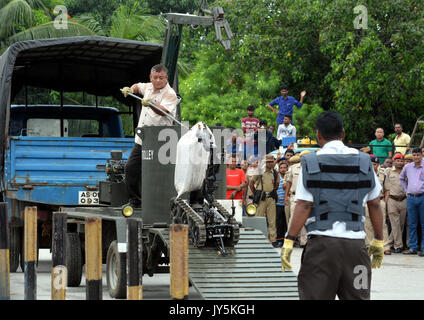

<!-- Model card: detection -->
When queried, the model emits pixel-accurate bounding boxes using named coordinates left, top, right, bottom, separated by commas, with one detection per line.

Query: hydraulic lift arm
left=161, top=1, right=233, bottom=90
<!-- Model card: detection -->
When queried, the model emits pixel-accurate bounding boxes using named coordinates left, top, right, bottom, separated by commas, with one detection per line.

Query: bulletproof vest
left=301, top=151, right=375, bottom=232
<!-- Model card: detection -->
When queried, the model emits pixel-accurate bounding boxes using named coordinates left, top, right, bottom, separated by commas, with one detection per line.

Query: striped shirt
left=276, top=176, right=285, bottom=206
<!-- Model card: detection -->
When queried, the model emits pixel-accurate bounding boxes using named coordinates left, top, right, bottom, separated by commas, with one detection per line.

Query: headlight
left=121, top=204, right=134, bottom=217
left=246, top=203, right=257, bottom=216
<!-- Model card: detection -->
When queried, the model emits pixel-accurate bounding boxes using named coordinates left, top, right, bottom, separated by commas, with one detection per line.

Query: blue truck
left=5, top=104, right=134, bottom=270
left=0, top=37, right=163, bottom=276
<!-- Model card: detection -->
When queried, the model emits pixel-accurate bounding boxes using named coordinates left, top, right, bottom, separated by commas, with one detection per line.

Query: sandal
left=403, top=249, right=417, bottom=255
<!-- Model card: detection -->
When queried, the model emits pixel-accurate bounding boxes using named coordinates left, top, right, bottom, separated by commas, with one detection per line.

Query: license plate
left=78, top=191, right=99, bottom=205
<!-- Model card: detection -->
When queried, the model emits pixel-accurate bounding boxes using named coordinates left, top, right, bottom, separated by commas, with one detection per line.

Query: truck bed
left=4, top=136, right=134, bottom=206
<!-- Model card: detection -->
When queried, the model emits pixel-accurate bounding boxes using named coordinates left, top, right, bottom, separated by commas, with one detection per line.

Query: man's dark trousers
left=125, top=143, right=142, bottom=205
left=298, top=235, right=371, bottom=300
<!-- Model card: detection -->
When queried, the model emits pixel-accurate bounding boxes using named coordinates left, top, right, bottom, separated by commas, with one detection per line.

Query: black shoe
left=418, top=251, right=424, bottom=257
left=272, top=241, right=283, bottom=248
left=394, top=248, right=402, bottom=254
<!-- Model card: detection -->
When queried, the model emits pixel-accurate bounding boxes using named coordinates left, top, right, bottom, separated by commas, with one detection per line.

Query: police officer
left=281, top=111, right=384, bottom=300
left=283, top=155, right=299, bottom=228
left=249, top=154, right=280, bottom=246
left=384, top=154, right=407, bottom=253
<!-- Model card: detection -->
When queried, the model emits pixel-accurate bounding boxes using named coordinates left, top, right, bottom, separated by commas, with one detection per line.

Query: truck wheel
left=9, top=227, right=21, bottom=273
left=66, top=233, right=83, bottom=287
left=106, top=240, right=126, bottom=299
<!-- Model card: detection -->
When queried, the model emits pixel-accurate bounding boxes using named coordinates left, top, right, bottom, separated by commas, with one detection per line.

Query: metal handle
left=121, top=89, right=189, bottom=130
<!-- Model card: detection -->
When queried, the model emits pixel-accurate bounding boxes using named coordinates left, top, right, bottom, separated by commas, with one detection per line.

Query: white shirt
left=294, top=140, right=382, bottom=239
left=277, top=123, right=296, bottom=140
left=135, top=82, right=179, bottom=145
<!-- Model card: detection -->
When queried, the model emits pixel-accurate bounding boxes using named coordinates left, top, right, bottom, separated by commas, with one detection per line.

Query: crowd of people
left=122, top=64, right=420, bottom=300
left=225, top=86, right=424, bottom=254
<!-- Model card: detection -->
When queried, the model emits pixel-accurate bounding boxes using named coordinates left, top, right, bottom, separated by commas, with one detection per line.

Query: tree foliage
left=141, top=0, right=200, bottom=14
left=180, top=0, right=424, bottom=143
left=0, top=0, right=94, bottom=52
left=64, top=0, right=125, bottom=30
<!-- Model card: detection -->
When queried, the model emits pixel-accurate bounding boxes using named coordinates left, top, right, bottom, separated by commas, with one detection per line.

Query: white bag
left=174, top=122, right=215, bottom=198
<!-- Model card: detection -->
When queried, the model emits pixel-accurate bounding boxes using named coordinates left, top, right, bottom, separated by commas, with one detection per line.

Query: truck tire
left=106, top=240, right=126, bottom=299
left=9, top=226, right=21, bottom=273
left=66, top=233, right=83, bottom=287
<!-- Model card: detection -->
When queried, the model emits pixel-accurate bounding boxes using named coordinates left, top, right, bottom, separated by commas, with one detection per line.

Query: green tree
left=76, top=2, right=165, bottom=42
left=0, top=0, right=94, bottom=52
left=64, top=0, right=125, bottom=30
left=179, top=0, right=424, bottom=143
left=320, top=1, right=424, bottom=143
left=142, top=0, right=200, bottom=14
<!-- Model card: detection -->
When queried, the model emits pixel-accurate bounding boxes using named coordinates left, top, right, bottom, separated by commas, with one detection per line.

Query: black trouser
left=124, top=143, right=142, bottom=204
left=276, top=205, right=287, bottom=241
left=298, top=235, right=371, bottom=300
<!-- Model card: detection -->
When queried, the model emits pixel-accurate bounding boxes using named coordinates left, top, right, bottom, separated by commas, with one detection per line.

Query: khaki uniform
left=245, top=167, right=259, bottom=206
left=384, top=168, right=408, bottom=249
left=251, top=169, right=279, bottom=242
left=364, top=168, right=390, bottom=250
left=286, top=163, right=307, bottom=245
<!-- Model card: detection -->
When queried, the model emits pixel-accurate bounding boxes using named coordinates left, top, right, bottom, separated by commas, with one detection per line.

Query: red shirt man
left=226, top=157, right=247, bottom=200
left=241, top=105, right=259, bottom=136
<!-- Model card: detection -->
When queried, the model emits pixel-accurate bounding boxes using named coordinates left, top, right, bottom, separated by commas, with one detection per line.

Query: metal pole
left=121, top=90, right=188, bottom=130
left=85, top=217, right=102, bottom=300
left=0, top=203, right=10, bottom=300
left=51, top=212, right=67, bottom=300
left=24, top=206, right=37, bottom=300
left=126, top=219, right=142, bottom=300
left=170, top=224, right=188, bottom=300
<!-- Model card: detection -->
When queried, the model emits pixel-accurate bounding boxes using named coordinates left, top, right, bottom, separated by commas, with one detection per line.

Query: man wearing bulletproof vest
left=280, top=111, right=384, bottom=300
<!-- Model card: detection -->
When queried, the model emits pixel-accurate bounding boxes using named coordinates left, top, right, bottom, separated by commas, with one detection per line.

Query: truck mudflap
left=156, top=227, right=299, bottom=300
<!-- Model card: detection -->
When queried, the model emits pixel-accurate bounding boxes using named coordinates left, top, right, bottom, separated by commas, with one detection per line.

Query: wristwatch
left=284, top=232, right=296, bottom=241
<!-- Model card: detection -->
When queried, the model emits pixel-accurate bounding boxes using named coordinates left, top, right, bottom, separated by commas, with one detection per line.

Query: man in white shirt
left=281, top=111, right=384, bottom=300
left=277, top=114, right=297, bottom=141
left=121, top=64, right=179, bottom=207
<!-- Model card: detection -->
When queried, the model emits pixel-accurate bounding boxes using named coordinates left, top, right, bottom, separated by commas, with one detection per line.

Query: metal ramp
left=157, top=227, right=299, bottom=300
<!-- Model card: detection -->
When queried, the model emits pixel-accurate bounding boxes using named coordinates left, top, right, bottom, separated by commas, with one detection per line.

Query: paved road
left=8, top=247, right=424, bottom=300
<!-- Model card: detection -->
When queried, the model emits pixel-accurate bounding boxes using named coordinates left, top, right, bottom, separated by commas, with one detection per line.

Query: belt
left=408, top=193, right=424, bottom=198
left=389, top=194, right=407, bottom=201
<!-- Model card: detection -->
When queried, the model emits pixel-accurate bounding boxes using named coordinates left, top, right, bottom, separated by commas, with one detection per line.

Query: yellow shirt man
left=393, top=132, right=411, bottom=155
